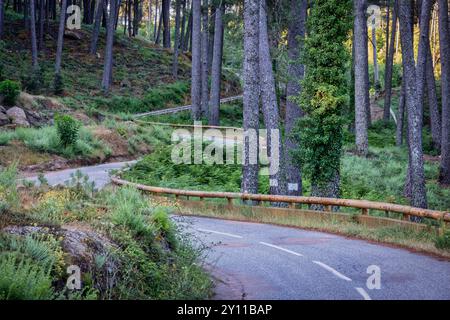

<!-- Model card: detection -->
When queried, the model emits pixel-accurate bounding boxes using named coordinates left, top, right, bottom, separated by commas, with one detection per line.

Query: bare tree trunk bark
left=191, top=0, right=202, bottom=120
left=29, top=0, right=39, bottom=70
left=398, top=0, right=428, bottom=208
left=182, top=3, right=192, bottom=51
left=38, top=0, right=44, bottom=50
left=90, top=0, right=104, bottom=54
left=172, top=0, right=181, bottom=78
left=200, top=0, right=209, bottom=116
left=284, top=0, right=307, bottom=196
left=0, top=0, right=4, bottom=38
left=425, top=31, right=441, bottom=152
left=241, top=0, right=260, bottom=197
left=207, top=4, right=215, bottom=73
left=162, top=0, right=170, bottom=48
left=438, top=0, right=450, bottom=185
left=396, top=81, right=406, bottom=146
left=372, top=25, right=380, bottom=90
left=55, top=0, right=67, bottom=75
left=259, top=0, right=284, bottom=197
left=208, top=2, right=224, bottom=126
left=101, top=0, right=117, bottom=92
left=179, top=0, right=186, bottom=49
left=354, top=0, right=370, bottom=156
left=155, top=3, right=162, bottom=44
left=384, top=0, right=398, bottom=121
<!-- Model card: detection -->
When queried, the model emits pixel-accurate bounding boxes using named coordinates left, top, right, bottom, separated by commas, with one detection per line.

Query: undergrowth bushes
left=0, top=126, right=110, bottom=159
left=100, top=81, right=190, bottom=114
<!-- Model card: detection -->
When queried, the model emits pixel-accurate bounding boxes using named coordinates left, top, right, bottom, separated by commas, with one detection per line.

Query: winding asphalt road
left=25, top=162, right=450, bottom=300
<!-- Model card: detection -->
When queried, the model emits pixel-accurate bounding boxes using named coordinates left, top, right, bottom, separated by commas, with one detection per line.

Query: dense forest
left=0, top=0, right=450, bottom=301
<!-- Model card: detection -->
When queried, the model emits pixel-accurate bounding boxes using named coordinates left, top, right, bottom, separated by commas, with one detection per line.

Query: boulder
left=25, top=109, right=50, bottom=127
left=0, top=111, right=9, bottom=126
left=0, top=105, right=6, bottom=113
left=6, top=106, right=30, bottom=127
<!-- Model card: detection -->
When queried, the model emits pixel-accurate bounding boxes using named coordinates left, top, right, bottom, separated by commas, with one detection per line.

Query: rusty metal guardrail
left=111, top=176, right=450, bottom=223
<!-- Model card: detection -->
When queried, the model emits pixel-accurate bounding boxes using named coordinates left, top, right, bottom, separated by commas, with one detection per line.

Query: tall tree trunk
left=153, top=0, right=158, bottom=40
left=38, top=0, right=45, bottom=50
left=200, top=0, right=209, bottom=117
left=90, top=0, right=104, bottom=54
left=208, top=2, right=224, bottom=126
left=383, top=0, right=398, bottom=121
left=354, top=0, right=370, bottom=156
left=0, top=0, right=4, bottom=38
left=101, top=0, right=117, bottom=92
left=207, top=4, right=215, bottom=73
left=155, top=4, right=163, bottom=44
left=259, top=0, right=284, bottom=197
left=398, top=0, right=427, bottom=208
left=179, top=0, right=186, bottom=49
left=438, top=0, right=450, bottom=185
left=371, top=24, right=380, bottom=90
left=284, top=0, right=307, bottom=196
left=55, top=0, right=67, bottom=75
left=182, top=5, right=192, bottom=51
left=29, top=0, right=39, bottom=69
left=191, top=0, right=202, bottom=120
left=172, top=0, right=181, bottom=77
left=396, top=81, right=406, bottom=146
left=425, top=39, right=441, bottom=152
left=241, top=0, right=260, bottom=196
left=162, top=0, right=170, bottom=48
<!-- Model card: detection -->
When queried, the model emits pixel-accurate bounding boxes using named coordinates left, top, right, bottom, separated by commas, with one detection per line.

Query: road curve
left=23, top=162, right=450, bottom=300
left=174, top=215, right=450, bottom=300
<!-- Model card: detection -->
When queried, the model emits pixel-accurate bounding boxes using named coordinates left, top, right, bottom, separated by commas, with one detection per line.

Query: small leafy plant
left=0, top=80, right=21, bottom=106
left=54, top=114, right=80, bottom=148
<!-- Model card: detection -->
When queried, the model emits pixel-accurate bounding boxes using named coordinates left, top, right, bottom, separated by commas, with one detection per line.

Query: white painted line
left=197, top=228, right=243, bottom=239
left=355, top=287, right=372, bottom=300
left=259, top=242, right=304, bottom=257
left=312, top=261, right=352, bottom=282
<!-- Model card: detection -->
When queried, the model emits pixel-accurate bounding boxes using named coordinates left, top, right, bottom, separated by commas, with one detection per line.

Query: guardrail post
left=361, top=208, right=369, bottom=215
left=227, top=198, right=233, bottom=207
left=402, top=214, right=410, bottom=221
left=289, top=203, right=296, bottom=209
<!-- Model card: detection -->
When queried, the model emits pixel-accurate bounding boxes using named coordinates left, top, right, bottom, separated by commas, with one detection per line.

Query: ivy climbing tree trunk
left=208, top=2, right=224, bottom=126
left=398, top=0, right=427, bottom=208
left=191, top=0, right=202, bottom=120
left=259, top=0, right=285, bottom=197
left=241, top=0, right=260, bottom=197
left=438, top=0, right=450, bottom=185
left=284, top=0, right=307, bottom=197
left=293, top=0, right=352, bottom=206
left=354, top=0, right=370, bottom=157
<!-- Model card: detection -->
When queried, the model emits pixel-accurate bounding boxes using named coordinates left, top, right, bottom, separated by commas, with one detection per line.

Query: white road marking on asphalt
left=355, top=287, right=372, bottom=300
left=197, top=228, right=243, bottom=239
left=312, top=261, right=352, bottom=282
left=259, top=242, right=304, bottom=257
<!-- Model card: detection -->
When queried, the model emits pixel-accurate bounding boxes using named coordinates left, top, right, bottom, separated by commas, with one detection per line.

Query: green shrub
left=0, top=80, right=21, bottom=106
left=55, top=114, right=80, bottom=147
left=435, top=230, right=450, bottom=250
left=0, top=255, right=54, bottom=300
left=54, top=73, right=64, bottom=95
left=21, top=67, right=44, bottom=94
left=0, top=164, right=19, bottom=212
